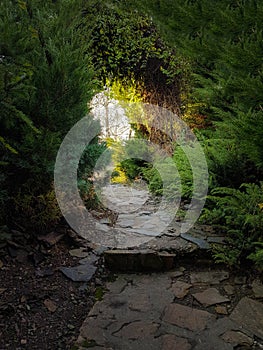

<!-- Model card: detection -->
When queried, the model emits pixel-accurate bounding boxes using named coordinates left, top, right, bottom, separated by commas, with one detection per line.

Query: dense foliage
left=126, top=0, right=263, bottom=185
left=84, top=0, right=194, bottom=148
left=0, top=0, right=103, bottom=232
left=1, top=0, right=262, bottom=269
left=125, top=0, right=263, bottom=268
left=84, top=0, right=186, bottom=102
left=201, top=183, right=263, bottom=268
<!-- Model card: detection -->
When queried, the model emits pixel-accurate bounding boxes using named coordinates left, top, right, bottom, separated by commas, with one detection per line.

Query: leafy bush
left=248, top=242, right=263, bottom=270
left=13, top=188, right=62, bottom=233
left=77, top=138, right=108, bottom=207
left=77, top=179, right=99, bottom=210
left=111, top=167, right=129, bottom=184
left=142, top=165, right=163, bottom=195
left=200, top=183, right=263, bottom=268
left=172, top=146, right=193, bottom=200
left=0, top=0, right=103, bottom=232
left=134, top=0, right=263, bottom=182
left=116, top=139, right=153, bottom=180
left=141, top=146, right=193, bottom=200
left=119, top=158, right=146, bottom=181
left=203, top=130, right=263, bottom=189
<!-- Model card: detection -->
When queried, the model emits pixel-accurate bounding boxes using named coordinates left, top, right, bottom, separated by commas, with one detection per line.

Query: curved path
left=94, top=184, right=222, bottom=252
left=72, top=184, right=263, bottom=350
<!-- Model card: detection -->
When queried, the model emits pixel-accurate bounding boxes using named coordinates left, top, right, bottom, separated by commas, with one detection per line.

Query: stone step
left=104, top=249, right=176, bottom=271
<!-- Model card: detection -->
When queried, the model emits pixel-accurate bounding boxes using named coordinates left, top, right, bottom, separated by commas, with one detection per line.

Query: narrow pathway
left=93, top=184, right=223, bottom=253
left=75, top=267, right=263, bottom=349
left=73, top=183, right=263, bottom=350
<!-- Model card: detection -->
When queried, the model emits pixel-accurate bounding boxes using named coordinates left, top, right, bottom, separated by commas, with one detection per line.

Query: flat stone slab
left=190, top=271, right=229, bottom=285
left=60, top=264, right=97, bottom=282
left=192, top=317, right=246, bottom=350
left=128, top=228, right=161, bottom=236
left=87, top=184, right=219, bottom=257
left=193, top=288, right=230, bottom=306
left=181, top=232, right=210, bottom=250
left=142, top=236, right=197, bottom=254
left=230, top=297, right=263, bottom=339
left=163, top=303, right=216, bottom=331
left=223, top=284, right=235, bottom=295
left=113, top=321, right=159, bottom=339
left=252, top=279, right=263, bottom=298
left=161, top=335, right=191, bottom=350
left=171, top=281, right=192, bottom=299
left=76, top=270, right=263, bottom=350
left=79, top=253, right=99, bottom=265
left=101, top=184, right=150, bottom=213
left=221, top=330, right=253, bottom=347
left=76, top=273, right=175, bottom=349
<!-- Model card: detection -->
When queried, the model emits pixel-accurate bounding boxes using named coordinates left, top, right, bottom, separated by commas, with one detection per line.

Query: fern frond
left=0, top=136, right=18, bottom=154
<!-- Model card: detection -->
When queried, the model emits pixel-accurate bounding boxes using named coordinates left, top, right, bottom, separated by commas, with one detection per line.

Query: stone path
left=75, top=268, right=263, bottom=350
left=92, top=184, right=224, bottom=254
left=71, top=184, right=263, bottom=350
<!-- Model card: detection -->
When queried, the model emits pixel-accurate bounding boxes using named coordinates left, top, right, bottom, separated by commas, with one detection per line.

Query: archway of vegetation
left=85, top=1, right=202, bottom=203
left=1, top=0, right=262, bottom=269
left=85, top=0, right=263, bottom=269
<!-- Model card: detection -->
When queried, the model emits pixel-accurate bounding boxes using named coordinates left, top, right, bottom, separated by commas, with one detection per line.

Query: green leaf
left=0, top=136, right=18, bottom=154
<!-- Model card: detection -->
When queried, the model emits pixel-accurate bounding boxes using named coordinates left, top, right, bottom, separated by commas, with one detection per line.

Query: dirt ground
left=0, top=230, right=111, bottom=350
left=0, top=225, right=262, bottom=350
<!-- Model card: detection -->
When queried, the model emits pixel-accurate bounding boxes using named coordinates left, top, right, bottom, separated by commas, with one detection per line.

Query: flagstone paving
left=73, top=184, right=263, bottom=349
left=75, top=268, right=263, bottom=350
left=88, top=184, right=224, bottom=252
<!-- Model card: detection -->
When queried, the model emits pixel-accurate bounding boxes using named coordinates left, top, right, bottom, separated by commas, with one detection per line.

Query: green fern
left=0, top=136, right=18, bottom=154
left=201, top=182, right=263, bottom=268
left=248, top=242, right=263, bottom=270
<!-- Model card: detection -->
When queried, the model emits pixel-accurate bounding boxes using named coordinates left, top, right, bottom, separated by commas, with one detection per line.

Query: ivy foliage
left=83, top=0, right=190, bottom=114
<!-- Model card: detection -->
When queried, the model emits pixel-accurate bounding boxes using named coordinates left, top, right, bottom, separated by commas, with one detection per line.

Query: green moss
left=70, top=345, right=79, bottom=350
left=81, top=339, right=98, bottom=348
left=95, top=287, right=105, bottom=301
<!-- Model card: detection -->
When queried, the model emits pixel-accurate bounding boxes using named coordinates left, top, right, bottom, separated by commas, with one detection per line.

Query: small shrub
left=117, top=138, right=154, bottom=181
left=204, top=138, right=260, bottom=188
left=248, top=242, right=263, bottom=270
left=13, top=187, right=62, bottom=233
left=119, top=158, right=145, bottom=181
left=200, top=182, right=263, bottom=268
left=142, top=165, right=163, bottom=195
left=142, top=146, right=193, bottom=200
left=172, top=146, right=193, bottom=200
left=111, top=167, right=129, bottom=184
left=78, top=179, right=100, bottom=210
